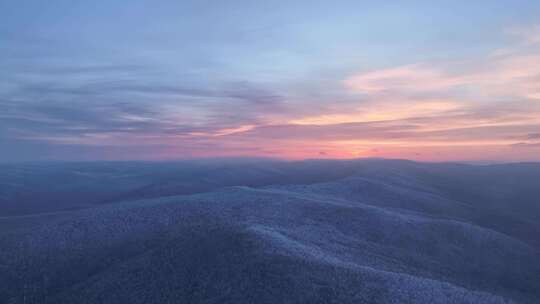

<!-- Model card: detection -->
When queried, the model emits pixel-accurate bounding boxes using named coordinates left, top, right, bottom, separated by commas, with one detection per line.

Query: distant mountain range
left=1, top=159, right=539, bottom=303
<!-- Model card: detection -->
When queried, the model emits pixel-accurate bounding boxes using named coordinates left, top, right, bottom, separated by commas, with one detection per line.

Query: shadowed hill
left=0, top=159, right=358, bottom=217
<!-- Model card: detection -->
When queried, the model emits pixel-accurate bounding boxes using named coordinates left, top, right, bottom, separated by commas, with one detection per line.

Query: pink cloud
left=344, top=64, right=467, bottom=94
left=344, top=53, right=540, bottom=101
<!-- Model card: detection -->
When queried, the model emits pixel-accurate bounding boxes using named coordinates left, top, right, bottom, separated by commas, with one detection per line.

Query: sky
left=1, top=0, right=540, bottom=162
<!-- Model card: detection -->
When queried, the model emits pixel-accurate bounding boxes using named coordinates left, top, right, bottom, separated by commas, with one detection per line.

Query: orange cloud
left=289, top=99, right=464, bottom=125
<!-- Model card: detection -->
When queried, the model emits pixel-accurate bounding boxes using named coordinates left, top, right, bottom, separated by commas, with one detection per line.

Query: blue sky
left=1, top=0, right=540, bottom=161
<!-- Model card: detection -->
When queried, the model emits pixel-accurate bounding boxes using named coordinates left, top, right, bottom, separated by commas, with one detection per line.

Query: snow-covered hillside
left=0, top=159, right=539, bottom=303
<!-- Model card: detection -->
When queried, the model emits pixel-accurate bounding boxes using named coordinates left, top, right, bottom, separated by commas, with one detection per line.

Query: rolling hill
left=0, top=159, right=539, bottom=303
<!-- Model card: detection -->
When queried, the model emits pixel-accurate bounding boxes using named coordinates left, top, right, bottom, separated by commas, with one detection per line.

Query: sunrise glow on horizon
left=2, top=1, right=540, bottom=162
